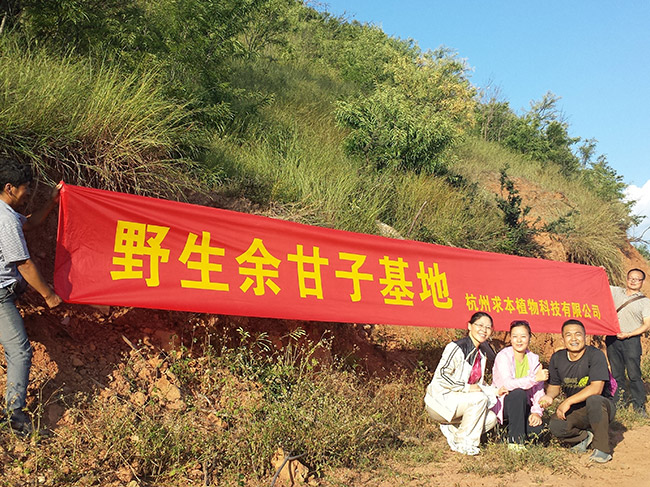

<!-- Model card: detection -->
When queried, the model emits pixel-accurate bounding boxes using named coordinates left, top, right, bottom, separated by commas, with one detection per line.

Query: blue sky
left=318, top=1, right=650, bottom=239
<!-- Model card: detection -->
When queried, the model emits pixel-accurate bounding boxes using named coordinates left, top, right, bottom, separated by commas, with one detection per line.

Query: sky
left=318, top=1, right=650, bottom=240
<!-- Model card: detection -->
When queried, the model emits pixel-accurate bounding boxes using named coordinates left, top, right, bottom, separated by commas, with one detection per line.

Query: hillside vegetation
left=0, top=1, right=645, bottom=485
left=1, top=1, right=636, bottom=272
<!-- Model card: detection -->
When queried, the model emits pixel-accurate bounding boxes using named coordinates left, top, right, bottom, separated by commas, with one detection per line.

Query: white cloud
left=625, top=179, right=650, bottom=241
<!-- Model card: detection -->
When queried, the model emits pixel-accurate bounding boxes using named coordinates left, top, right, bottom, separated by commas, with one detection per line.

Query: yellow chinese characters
left=109, top=219, right=459, bottom=310
left=236, top=238, right=281, bottom=296
left=465, top=292, right=603, bottom=322
left=111, top=220, right=170, bottom=287
left=287, top=245, right=329, bottom=299
left=379, top=256, right=414, bottom=306
left=335, top=252, right=374, bottom=302
left=178, top=231, right=228, bottom=291
left=417, top=262, right=453, bottom=309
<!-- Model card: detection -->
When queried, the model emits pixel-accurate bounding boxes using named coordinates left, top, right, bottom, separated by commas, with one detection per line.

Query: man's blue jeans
left=0, top=284, right=33, bottom=413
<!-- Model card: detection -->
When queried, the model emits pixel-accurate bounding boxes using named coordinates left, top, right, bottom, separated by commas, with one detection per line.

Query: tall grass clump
left=388, top=172, right=506, bottom=250
left=208, top=100, right=397, bottom=235
left=0, top=37, right=203, bottom=198
left=546, top=192, right=627, bottom=279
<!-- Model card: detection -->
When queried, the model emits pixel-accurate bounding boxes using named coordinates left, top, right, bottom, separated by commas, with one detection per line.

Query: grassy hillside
left=208, top=54, right=630, bottom=279
left=0, top=1, right=644, bottom=484
left=1, top=2, right=635, bottom=275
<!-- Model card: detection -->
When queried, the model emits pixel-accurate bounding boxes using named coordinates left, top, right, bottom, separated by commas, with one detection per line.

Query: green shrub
left=336, top=50, right=476, bottom=175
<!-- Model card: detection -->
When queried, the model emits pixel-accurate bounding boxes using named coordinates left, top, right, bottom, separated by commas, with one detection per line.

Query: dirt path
left=318, top=423, right=650, bottom=487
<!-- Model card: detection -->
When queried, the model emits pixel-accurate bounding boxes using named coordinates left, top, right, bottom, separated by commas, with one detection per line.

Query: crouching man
left=539, top=319, right=616, bottom=463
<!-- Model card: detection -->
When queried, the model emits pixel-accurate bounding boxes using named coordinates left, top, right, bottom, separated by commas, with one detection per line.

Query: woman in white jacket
left=424, top=312, right=502, bottom=455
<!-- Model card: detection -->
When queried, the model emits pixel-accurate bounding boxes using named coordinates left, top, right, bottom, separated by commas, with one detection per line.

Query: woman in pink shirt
left=492, top=320, right=548, bottom=451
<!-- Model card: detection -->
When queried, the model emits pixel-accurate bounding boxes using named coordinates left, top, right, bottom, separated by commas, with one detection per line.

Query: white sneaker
left=588, top=449, right=612, bottom=463
left=457, top=442, right=480, bottom=456
left=440, top=424, right=480, bottom=455
left=570, top=430, right=594, bottom=454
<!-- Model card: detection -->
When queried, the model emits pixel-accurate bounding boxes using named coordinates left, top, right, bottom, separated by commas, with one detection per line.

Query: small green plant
left=495, top=166, right=545, bottom=257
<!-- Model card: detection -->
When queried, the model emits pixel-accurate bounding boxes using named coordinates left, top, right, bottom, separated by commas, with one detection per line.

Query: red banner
left=53, top=183, right=619, bottom=334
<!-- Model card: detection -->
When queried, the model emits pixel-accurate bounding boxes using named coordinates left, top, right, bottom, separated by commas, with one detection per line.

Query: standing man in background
left=0, top=158, right=62, bottom=435
left=606, top=268, right=650, bottom=416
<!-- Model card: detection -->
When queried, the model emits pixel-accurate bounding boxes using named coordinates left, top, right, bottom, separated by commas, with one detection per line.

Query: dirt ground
left=318, top=424, right=650, bottom=487
left=13, top=295, right=650, bottom=487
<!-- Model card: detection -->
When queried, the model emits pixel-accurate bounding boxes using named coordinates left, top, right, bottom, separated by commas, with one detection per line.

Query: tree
left=324, top=20, right=417, bottom=90
left=578, top=139, right=628, bottom=204
left=578, top=137, right=598, bottom=167
left=474, top=84, right=516, bottom=143
left=336, top=47, right=476, bottom=174
left=502, top=91, right=581, bottom=175
left=18, top=0, right=143, bottom=52
left=583, top=155, right=628, bottom=201
left=495, top=167, right=544, bottom=257
left=239, top=0, right=299, bottom=58
left=336, top=86, right=457, bottom=173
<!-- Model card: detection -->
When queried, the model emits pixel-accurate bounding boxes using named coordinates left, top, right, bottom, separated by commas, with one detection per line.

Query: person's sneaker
left=588, top=449, right=612, bottom=463
left=9, top=410, right=34, bottom=437
left=456, top=442, right=480, bottom=456
left=507, top=442, right=528, bottom=453
left=439, top=423, right=457, bottom=450
left=570, top=430, right=593, bottom=453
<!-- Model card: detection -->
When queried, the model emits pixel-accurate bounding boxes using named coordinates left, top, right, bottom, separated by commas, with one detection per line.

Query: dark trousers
left=549, top=395, right=615, bottom=454
left=606, top=335, right=646, bottom=411
left=503, top=388, right=544, bottom=444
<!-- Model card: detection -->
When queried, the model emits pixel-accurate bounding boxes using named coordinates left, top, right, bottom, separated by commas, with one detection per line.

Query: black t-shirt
left=548, top=346, right=613, bottom=406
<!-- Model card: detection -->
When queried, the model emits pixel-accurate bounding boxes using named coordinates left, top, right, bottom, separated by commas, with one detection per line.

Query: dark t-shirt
left=548, top=346, right=613, bottom=407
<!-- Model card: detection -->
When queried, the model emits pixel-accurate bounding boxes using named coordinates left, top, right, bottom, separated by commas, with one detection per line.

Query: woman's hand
left=534, top=366, right=549, bottom=382
left=497, top=386, right=509, bottom=396
left=528, top=413, right=543, bottom=427
left=538, top=394, right=554, bottom=408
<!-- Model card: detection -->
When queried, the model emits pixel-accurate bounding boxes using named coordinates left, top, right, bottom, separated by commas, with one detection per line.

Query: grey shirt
left=611, top=285, right=650, bottom=333
left=0, top=200, right=29, bottom=288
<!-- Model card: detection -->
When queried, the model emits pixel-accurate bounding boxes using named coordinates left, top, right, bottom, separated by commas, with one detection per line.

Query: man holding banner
left=0, top=159, right=62, bottom=435
left=606, top=269, right=650, bottom=416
